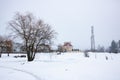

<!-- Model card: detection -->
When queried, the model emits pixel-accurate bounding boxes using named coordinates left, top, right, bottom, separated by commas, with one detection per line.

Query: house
left=62, top=42, right=73, bottom=52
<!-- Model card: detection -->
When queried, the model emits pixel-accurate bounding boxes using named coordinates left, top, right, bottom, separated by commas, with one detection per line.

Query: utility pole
left=91, top=26, right=95, bottom=52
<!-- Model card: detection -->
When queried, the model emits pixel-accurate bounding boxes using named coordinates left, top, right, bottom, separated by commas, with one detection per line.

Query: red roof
left=63, top=42, right=72, bottom=46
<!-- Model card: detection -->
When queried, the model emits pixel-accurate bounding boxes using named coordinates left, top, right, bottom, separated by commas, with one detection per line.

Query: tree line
left=94, top=40, right=120, bottom=53
left=109, top=40, right=120, bottom=53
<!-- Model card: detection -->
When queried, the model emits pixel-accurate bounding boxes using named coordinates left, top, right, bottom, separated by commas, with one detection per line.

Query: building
left=62, top=42, right=73, bottom=52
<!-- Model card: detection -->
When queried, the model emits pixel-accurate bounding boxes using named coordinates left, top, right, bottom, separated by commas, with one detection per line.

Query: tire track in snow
left=0, top=66, right=41, bottom=80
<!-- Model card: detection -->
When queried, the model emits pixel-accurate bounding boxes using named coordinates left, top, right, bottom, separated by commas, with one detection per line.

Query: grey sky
left=0, top=0, right=120, bottom=50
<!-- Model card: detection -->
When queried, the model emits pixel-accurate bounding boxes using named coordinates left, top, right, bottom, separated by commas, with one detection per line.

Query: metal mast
left=91, top=26, right=95, bottom=52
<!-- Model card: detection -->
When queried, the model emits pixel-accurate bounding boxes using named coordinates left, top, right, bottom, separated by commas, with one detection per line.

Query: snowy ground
left=0, top=52, right=120, bottom=80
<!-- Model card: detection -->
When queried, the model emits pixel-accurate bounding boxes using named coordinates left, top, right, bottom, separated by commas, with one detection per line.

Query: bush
left=84, top=51, right=89, bottom=57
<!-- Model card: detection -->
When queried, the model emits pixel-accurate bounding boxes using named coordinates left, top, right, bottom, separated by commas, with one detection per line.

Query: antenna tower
left=91, top=26, right=95, bottom=52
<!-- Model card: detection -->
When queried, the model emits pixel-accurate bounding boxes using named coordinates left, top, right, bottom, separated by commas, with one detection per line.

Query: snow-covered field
left=0, top=52, right=120, bottom=80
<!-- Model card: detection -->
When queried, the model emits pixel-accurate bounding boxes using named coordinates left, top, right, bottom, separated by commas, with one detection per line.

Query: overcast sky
left=0, top=0, right=120, bottom=50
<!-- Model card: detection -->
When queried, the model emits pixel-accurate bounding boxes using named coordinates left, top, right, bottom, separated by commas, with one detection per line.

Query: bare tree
left=9, top=12, right=56, bottom=61
left=0, top=35, right=13, bottom=57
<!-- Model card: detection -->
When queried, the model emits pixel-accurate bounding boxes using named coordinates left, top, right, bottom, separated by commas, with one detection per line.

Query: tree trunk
left=0, top=53, right=1, bottom=58
left=27, top=51, right=32, bottom=61
left=0, top=48, right=2, bottom=58
left=27, top=51, right=35, bottom=61
left=8, top=52, right=9, bottom=56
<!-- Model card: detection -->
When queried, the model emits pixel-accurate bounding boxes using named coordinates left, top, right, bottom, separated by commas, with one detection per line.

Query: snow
left=0, top=52, right=120, bottom=80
